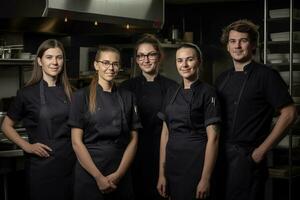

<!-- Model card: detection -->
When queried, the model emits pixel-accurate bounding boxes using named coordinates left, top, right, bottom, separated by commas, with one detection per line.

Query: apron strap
left=39, top=80, right=53, bottom=140
left=170, top=86, right=181, bottom=105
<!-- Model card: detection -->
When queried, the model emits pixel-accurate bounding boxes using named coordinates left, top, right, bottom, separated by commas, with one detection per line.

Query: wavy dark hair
left=221, top=19, right=259, bottom=53
left=26, top=39, right=73, bottom=101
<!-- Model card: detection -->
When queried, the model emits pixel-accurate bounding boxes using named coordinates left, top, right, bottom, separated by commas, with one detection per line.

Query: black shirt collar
left=140, top=73, right=161, bottom=82
left=230, top=60, right=255, bottom=74
left=42, top=79, right=62, bottom=87
left=96, top=83, right=117, bottom=92
left=181, top=78, right=202, bottom=89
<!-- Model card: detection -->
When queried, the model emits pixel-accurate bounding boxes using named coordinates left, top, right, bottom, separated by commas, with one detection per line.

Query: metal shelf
left=264, top=1, right=300, bottom=200
left=0, top=59, right=34, bottom=66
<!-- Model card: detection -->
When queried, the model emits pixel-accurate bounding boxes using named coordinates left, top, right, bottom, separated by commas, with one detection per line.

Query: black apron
left=215, top=144, right=268, bottom=200
left=133, top=81, right=164, bottom=200
left=73, top=88, right=133, bottom=200
left=27, top=81, right=75, bottom=200
left=164, top=88, right=206, bottom=200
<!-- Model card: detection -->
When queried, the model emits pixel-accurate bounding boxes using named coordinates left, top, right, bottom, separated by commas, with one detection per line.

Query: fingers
left=196, top=191, right=209, bottom=199
left=39, top=143, right=53, bottom=152
left=31, top=143, right=52, bottom=157
left=157, top=184, right=167, bottom=198
left=101, top=183, right=117, bottom=194
left=109, top=181, right=117, bottom=189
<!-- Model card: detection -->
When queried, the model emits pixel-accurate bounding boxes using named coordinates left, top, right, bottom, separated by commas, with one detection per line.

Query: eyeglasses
left=96, top=60, right=120, bottom=69
left=136, top=51, right=159, bottom=61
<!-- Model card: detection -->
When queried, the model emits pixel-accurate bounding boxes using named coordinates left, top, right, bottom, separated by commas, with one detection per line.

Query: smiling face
left=227, top=30, right=255, bottom=64
left=38, top=47, right=64, bottom=80
left=176, top=47, right=200, bottom=81
left=94, top=51, right=120, bottom=83
left=136, top=43, right=160, bottom=75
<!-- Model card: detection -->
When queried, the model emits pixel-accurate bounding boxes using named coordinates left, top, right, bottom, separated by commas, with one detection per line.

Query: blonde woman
left=69, top=46, right=141, bottom=200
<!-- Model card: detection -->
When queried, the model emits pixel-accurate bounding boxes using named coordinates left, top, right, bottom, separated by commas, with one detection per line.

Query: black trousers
left=212, top=144, right=268, bottom=200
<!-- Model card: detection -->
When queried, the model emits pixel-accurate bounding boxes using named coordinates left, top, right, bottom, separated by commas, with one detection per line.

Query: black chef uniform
left=7, top=80, right=75, bottom=200
left=158, top=79, right=221, bottom=200
left=120, top=74, right=178, bottom=200
left=68, top=85, right=141, bottom=200
left=215, top=61, right=294, bottom=200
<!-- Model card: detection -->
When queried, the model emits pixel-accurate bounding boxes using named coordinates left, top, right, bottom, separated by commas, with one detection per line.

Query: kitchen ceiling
left=166, top=0, right=253, bottom=4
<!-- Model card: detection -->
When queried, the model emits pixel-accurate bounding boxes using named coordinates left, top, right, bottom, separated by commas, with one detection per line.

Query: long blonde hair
left=26, top=39, right=73, bottom=101
left=89, top=46, right=120, bottom=113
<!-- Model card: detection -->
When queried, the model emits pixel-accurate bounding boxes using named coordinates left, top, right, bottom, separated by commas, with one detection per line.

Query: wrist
left=93, top=172, right=103, bottom=179
left=200, top=175, right=210, bottom=183
left=115, top=169, right=124, bottom=178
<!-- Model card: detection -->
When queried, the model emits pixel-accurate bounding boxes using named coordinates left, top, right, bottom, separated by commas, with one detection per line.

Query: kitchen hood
left=1, top=0, right=164, bottom=29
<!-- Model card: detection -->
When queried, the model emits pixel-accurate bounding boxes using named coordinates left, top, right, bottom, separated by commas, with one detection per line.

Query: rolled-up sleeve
left=204, top=88, right=222, bottom=127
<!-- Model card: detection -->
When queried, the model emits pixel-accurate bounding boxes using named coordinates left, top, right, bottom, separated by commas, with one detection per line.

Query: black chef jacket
left=160, top=79, right=221, bottom=135
left=120, top=74, right=178, bottom=200
left=68, top=85, right=141, bottom=146
left=8, top=81, right=71, bottom=141
left=120, top=73, right=178, bottom=133
left=215, top=61, right=294, bottom=147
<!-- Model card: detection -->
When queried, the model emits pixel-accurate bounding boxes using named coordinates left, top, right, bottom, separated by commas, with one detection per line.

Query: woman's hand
left=196, top=178, right=210, bottom=199
left=24, top=142, right=52, bottom=157
left=157, top=175, right=168, bottom=198
left=106, top=171, right=122, bottom=186
left=95, top=174, right=117, bottom=194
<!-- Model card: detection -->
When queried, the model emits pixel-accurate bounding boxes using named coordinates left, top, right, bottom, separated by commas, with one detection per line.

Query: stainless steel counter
left=0, top=149, right=24, bottom=157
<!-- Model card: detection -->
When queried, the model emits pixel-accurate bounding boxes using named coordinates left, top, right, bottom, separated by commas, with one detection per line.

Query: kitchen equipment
left=18, top=52, right=31, bottom=59
left=285, top=53, right=300, bottom=63
left=183, top=32, right=194, bottom=43
left=270, top=31, right=300, bottom=42
left=0, top=112, right=6, bottom=126
left=1, top=47, right=11, bottom=59
left=172, top=28, right=179, bottom=41
left=279, top=71, right=300, bottom=85
left=0, top=0, right=164, bottom=29
left=277, top=135, right=300, bottom=148
left=267, top=53, right=287, bottom=63
left=269, top=8, right=300, bottom=19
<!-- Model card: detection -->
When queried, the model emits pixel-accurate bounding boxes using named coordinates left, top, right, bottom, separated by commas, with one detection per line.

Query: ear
left=37, top=57, right=42, bottom=67
left=94, top=61, right=99, bottom=71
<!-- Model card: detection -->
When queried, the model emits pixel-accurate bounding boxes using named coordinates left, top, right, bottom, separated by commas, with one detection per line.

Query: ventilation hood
left=1, top=0, right=164, bottom=29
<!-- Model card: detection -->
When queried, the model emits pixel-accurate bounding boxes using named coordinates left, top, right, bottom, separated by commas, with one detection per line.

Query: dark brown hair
left=176, top=43, right=203, bottom=62
left=88, top=45, right=120, bottom=113
left=26, top=39, right=73, bottom=101
left=135, top=33, right=163, bottom=60
left=221, top=19, right=259, bottom=50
